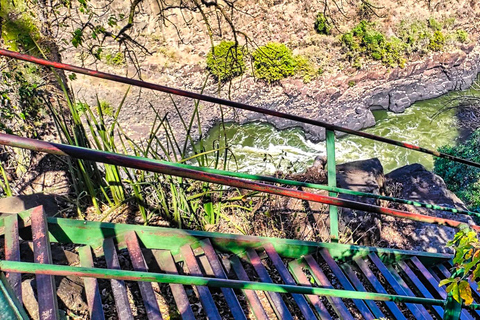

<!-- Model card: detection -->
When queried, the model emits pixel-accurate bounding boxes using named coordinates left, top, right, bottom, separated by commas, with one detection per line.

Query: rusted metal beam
left=0, top=49, right=479, bottom=169
left=4, top=215, right=21, bottom=303
left=31, top=206, right=59, bottom=320
left=78, top=246, right=105, bottom=320
left=1, top=133, right=477, bottom=233
left=103, top=238, right=134, bottom=320
left=0, top=260, right=450, bottom=306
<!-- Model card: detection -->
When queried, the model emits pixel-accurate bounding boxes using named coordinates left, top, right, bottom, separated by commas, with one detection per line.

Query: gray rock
left=384, top=163, right=474, bottom=253
left=0, top=194, right=59, bottom=216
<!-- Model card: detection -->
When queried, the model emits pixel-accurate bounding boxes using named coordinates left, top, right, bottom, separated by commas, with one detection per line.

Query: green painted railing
left=1, top=49, right=479, bottom=319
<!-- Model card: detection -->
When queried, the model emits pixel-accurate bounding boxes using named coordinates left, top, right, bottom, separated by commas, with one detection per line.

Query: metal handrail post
left=326, top=130, right=339, bottom=242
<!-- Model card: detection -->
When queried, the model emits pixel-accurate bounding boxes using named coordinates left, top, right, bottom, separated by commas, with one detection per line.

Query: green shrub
left=348, top=80, right=356, bottom=87
left=434, top=130, right=480, bottom=210
left=105, top=51, right=125, bottom=66
left=99, top=100, right=113, bottom=117
left=314, top=12, right=331, bottom=35
left=456, top=29, right=469, bottom=43
left=383, top=37, right=407, bottom=68
left=428, top=30, right=445, bottom=51
left=252, top=43, right=296, bottom=83
left=397, top=19, right=432, bottom=53
left=428, top=17, right=442, bottom=31
left=342, top=20, right=406, bottom=68
left=206, top=41, right=245, bottom=81
left=293, top=55, right=318, bottom=83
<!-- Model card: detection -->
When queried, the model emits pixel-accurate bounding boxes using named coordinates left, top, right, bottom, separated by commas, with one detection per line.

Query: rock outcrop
left=295, top=158, right=474, bottom=253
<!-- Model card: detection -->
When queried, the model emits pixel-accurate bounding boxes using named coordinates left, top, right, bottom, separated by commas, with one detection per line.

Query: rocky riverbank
left=70, top=42, right=480, bottom=146
left=285, top=157, right=474, bottom=253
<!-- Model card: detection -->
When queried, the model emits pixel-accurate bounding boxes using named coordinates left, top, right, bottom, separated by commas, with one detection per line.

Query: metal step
left=0, top=208, right=476, bottom=319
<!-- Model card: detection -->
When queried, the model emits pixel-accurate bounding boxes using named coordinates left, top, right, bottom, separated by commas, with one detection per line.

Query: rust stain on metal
left=0, top=48, right=479, bottom=168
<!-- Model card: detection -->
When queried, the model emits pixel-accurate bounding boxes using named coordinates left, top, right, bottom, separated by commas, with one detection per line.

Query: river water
left=198, top=85, right=479, bottom=175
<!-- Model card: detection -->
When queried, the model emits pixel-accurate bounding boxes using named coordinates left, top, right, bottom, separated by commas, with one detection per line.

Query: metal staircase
left=0, top=206, right=477, bottom=319
left=0, top=49, right=480, bottom=319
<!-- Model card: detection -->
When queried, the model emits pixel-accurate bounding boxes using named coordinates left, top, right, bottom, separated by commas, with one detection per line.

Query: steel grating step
left=0, top=207, right=477, bottom=319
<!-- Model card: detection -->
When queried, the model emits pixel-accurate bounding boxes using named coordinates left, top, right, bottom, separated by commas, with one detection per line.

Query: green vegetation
left=105, top=51, right=125, bottom=66
left=98, top=100, right=113, bottom=117
left=341, top=20, right=406, bottom=68
left=428, top=30, right=445, bottom=51
left=252, top=42, right=296, bottom=83
left=434, top=130, right=480, bottom=211
left=342, top=17, right=469, bottom=68
left=456, top=29, right=469, bottom=43
left=314, top=12, right=331, bottom=35
left=206, top=41, right=245, bottom=81
left=0, top=0, right=40, bottom=53
left=428, top=17, right=442, bottom=31
left=293, top=55, right=320, bottom=83
left=75, top=102, right=89, bottom=114
left=397, top=19, right=433, bottom=54
left=348, top=80, right=356, bottom=87
left=439, top=226, right=479, bottom=305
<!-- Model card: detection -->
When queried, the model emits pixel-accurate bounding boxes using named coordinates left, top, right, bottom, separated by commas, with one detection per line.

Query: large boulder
left=384, top=164, right=474, bottom=253
left=335, top=158, right=384, bottom=246
left=297, top=158, right=475, bottom=253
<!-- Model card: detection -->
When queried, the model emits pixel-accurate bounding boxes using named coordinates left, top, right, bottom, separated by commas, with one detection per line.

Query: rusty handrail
left=0, top=49, right=479, bottom=169
left=0, top=132, right=476, bottom=232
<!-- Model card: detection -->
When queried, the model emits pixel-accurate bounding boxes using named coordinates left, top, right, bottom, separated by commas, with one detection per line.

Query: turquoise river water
left=198, top=84, right=480, bottom=175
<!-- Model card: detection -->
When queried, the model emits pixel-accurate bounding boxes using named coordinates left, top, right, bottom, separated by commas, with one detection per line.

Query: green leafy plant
left=428, top=30, right=445, bottom=51
left=434, top=130, right=480, bottom=211
left=456, top=29, right=469, bottom=43
left=314, top=12, right=331, bottom=35
left=341, top=20, right=406, bottom=68
left=206, top=41, right=245, bottom=82
left=439, top=226, right=480, bottom=305
left=75, top=102, right=89, bottom=114
left=428, top=17, right=442, bottom=31
left=105, top=51, right=125, bottom=66
left=293, top=55, right=318, bottom=83
left=252, top=42, right=296, bottom=83
left=397, top=19, right=433, bottom=54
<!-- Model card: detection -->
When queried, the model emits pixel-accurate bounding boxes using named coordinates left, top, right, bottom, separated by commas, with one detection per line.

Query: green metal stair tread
left=4, top=214, right=21, bottom=303
left=152, top=249, right=195, bottom=320
left=288, top=259, right=333, bottom=319
left=0, top=210, right=474, bottom=320
left=368, top=253, right=433, bottom=320
left=102, top=237, right=134, bottom=320
left=199, top=239, right=246, bottom=319
left=302, top=255, right=355, bottom=319
left=397, top=260, right=444, bottom=319
left=244, top=248, right=294, bottom=319
left=263, top=243, right=318, bottom=319
left=31, top=206, right=59, bottom=320
left=180, top=243, right=222, bottom=320
left=227, top=255, right=269, bottom=320
left=340, top=262, right=385, bottom=319
left=78, top=246, right=105, bottom=320
left=410, top=257, right=474, bottom=320
left=317, top=248, right=375, bottom=319
left=125, top=231, right=163, bottom=320
left=353, top=255, right=407, bottom=320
